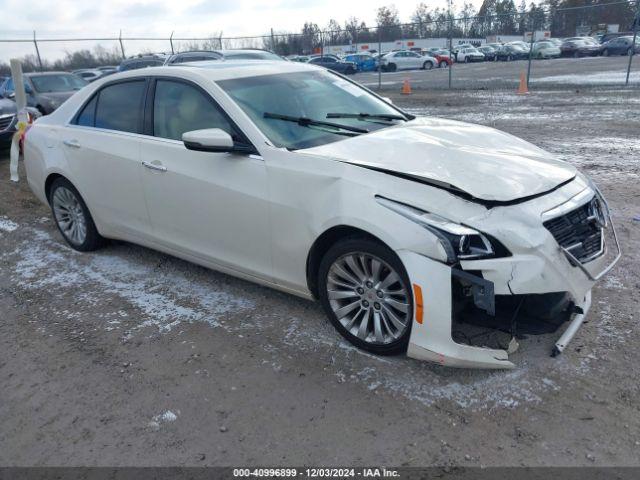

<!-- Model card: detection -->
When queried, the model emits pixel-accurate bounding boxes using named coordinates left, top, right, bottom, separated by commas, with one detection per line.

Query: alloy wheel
left=52, top=186, right=87, bottom=246
left=326, top=252, right=411, bottom=345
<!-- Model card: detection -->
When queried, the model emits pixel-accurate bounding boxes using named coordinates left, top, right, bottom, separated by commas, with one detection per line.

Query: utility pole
left=627, top=0, right=640, bottom=86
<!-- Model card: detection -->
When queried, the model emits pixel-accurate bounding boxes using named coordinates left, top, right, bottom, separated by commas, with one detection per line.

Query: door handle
left=63, top=139, right=81, bottom=149
left=142, top=161, right=167, bottom=172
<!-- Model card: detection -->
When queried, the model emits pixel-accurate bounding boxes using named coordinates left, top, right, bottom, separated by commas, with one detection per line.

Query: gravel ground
left=353, top=55, right=640, bottom=90
left=0, top=88, right=639, bottom=467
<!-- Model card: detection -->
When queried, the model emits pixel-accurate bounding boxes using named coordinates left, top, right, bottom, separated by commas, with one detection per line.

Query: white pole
left=9, top=59, right=28, bottom=182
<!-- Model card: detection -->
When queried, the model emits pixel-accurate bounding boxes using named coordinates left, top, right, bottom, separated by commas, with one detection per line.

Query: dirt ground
left=0, top=88, right=639, bottom=467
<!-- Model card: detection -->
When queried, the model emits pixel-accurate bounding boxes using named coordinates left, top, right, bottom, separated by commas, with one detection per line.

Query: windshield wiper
left=326, top=112, right=408, bottom=122
left=263, top=112, right=369, bottom=136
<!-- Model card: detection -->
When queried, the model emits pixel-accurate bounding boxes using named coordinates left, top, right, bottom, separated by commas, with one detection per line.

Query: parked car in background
left=72, top=69, right=104, bottom=82
left=507, top=41, right=532, bottom=53
left=560, top=38, right=600, bottom=57
left=0, top=72, right=87, bottom=114
left=430, top=49, right=453, bottom=68
left=119, top=54, right=168, bottom=71
left=343, top=53, right=378, bottom=72
left=288, top=55, right=310, bottom=62
left=600, top=36, right=640, bottom=56
left=307, top=55, right=357, bottom=74
left=165, top=51, right=223, bottom=65
left=379, top=50, right=434, bottom=71
left=599, top=32, right=635, bottom=44
left=477, top=46, right=497, bottom=61
left=0, top=98, right=41, bottom=151
left=495, top=44, right=530, bottom=61
left=456, top=47, right=485, bottom=63
left=532, top=42, right=561, bottom=59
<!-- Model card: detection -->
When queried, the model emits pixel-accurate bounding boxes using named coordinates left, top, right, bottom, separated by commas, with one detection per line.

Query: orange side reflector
left=413, top=284, right=424, bottom=325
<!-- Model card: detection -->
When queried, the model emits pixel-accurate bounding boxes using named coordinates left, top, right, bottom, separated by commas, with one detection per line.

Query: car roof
left=25, top=71, right=75, bottom=77
left=105, top=60, right=317, bottom=82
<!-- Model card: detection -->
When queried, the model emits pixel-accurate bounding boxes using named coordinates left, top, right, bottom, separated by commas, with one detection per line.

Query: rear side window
left=95, top=81, right=146, bottom=133
left=76, top=95, right=97, bottom=126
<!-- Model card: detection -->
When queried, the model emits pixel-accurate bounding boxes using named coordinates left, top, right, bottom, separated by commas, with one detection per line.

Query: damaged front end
left=395, top=184, right=621, bottom=369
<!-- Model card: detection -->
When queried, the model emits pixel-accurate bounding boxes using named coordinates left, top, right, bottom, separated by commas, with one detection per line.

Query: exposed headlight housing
left=377, top=196, right=501, bottom=264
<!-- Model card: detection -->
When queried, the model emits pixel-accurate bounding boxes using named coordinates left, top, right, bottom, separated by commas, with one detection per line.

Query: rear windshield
left=31, top=74, right=87, bottom=93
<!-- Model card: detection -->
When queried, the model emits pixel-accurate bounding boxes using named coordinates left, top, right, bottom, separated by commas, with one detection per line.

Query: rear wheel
left=387, top=63, right=397, bottom=72
left=49, top=177, right=105, bottom=251
left=318, top=238, right=413, bottom=355
left=423, top=61, right=434, bottom=70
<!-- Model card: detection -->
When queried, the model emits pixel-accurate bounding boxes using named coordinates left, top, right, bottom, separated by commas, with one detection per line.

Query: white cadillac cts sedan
left=24, top=61, right=620, bottom=368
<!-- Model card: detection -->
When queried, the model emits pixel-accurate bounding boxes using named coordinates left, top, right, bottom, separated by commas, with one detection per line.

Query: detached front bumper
left=400, top=189, right=621, bottom=369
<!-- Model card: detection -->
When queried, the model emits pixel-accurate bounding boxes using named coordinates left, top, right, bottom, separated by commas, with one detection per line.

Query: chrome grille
left=0, top=114, right=15, bottom=131
left=543, top=198, right=604, bottom=263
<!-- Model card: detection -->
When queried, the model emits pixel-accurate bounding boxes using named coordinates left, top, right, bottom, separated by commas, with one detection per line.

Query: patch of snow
left=532, top=70, right=640, bottom=86
left=0, top=217, right=18, bottom=232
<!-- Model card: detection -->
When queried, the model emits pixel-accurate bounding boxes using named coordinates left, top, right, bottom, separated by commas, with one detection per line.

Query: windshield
left=218, top=70, right=406, bottom=150
left=31, top=74, right=87, bottom=93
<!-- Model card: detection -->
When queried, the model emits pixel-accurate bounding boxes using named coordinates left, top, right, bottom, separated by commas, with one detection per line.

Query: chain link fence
left=1, top=0, right=638, bottom=90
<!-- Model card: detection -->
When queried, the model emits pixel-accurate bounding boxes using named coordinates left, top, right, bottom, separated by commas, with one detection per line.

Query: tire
left=507, top=55, right=513, bottom=62
left=602, top=49, right=609, bottom=57
left=573, top=51, right=580, bottom=58
left=438, top=60, right=448, bottom=68
left=465, top=56, right=470, bottom=63
left=627, top=48, right=632, bottom=56
left=387, top=63, right=397, bottom=72
left=49, top=177, right=105, bottom=252
left=317, top=237, right=413, bottom=355
left=423, top=61, right=434, bottom=70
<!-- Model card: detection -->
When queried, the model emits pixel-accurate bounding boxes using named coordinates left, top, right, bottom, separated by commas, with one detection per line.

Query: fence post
left=526, top=23, right=535, bottom=88
left=169, top=31, right=174, bottom=54
left=627, top=0, right=640, bottom=86
left=32, top=31, right=43, bottom=71
left=448, top=0, right=453, bottom=89
left=118, top=30, right=126, bottom=59
left=378, top=27, right=382, bottom=90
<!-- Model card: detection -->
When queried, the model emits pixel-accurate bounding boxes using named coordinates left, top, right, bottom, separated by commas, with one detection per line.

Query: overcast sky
left=0, top=0, right=471, bottom=62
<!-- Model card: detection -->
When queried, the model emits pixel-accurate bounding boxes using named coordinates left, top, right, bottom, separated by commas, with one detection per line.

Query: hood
left=39, top=90, right=77, bottom=105
left=302, top=117, right=576, bottom=204
left=0, top=98, right=17, bottom=116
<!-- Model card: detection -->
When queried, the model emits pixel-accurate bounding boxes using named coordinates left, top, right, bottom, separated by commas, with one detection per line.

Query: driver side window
left=153, top=80, right=233, bottom=141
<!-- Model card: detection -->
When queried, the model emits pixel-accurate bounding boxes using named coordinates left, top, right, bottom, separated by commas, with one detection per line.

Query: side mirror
left=182, top=128, right=255, bottom=154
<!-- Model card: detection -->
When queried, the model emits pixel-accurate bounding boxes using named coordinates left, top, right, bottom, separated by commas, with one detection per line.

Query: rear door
left=138, top=78, right=271, bottom=278
left=61, top=79, right=152, bottom=239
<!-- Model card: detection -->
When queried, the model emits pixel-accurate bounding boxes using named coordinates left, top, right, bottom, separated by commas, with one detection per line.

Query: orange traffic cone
left=401, top=78, right=412, bottom=95
left=517, top=71, right=529, bottom=95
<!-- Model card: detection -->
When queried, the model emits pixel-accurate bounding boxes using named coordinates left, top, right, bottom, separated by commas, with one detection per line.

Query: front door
left=139, top=78, right=272, bottom=280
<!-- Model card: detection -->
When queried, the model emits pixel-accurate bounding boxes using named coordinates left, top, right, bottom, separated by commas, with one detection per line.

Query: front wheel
left=439, top=60, right=448, bottom=68
left=318, top=238, right=413, bottom=355
left=50, top=177, right=105, bottom=251
left=387, top=63, right=397, bottom=72
left=423, top=61, right=434, bottom=70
